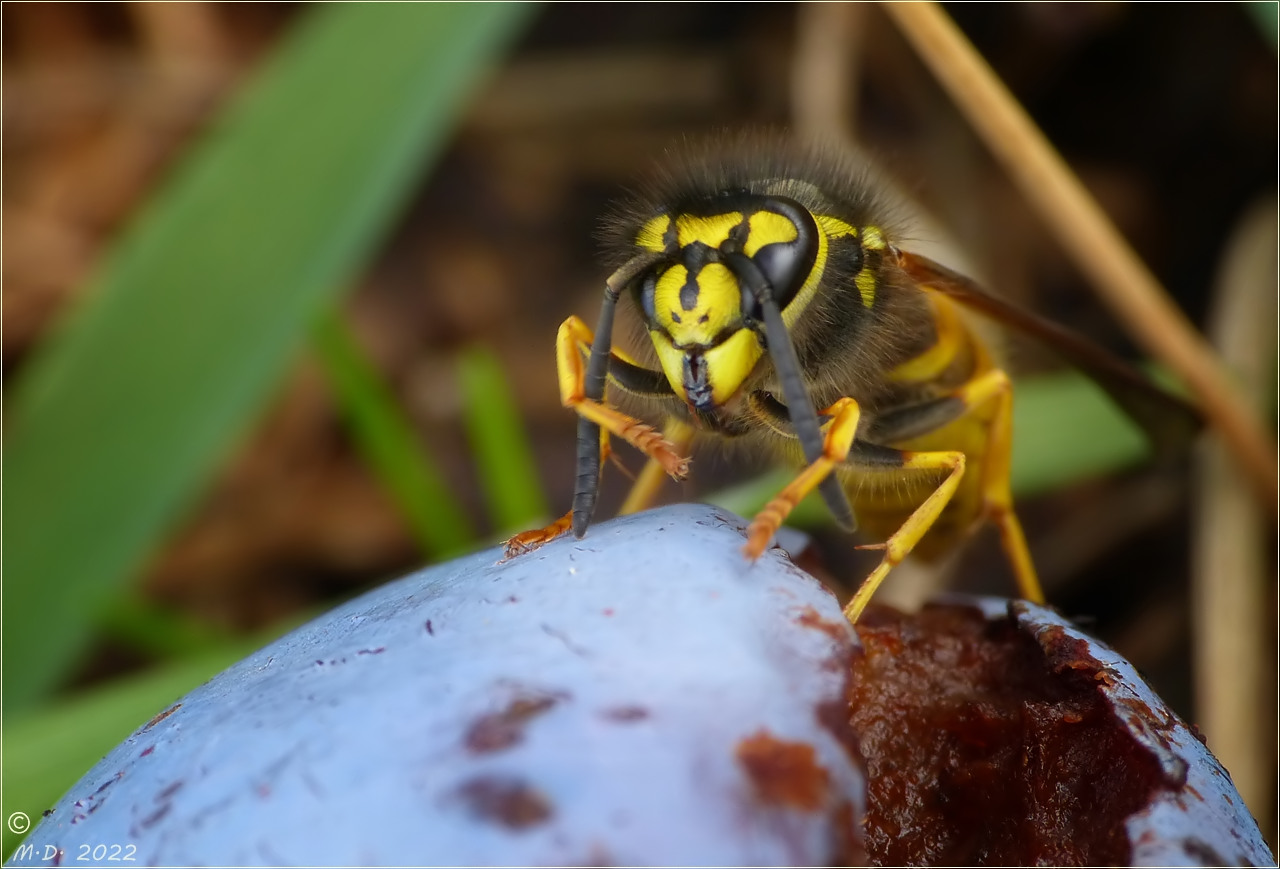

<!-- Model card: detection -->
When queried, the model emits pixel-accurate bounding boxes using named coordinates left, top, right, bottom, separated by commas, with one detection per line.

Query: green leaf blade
left=458, top=346, right=551, bottom=533
left=312, top=311, right=476, bottom=558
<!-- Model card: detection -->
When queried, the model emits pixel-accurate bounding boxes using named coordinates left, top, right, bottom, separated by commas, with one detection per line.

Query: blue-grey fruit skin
left=11, top=505, right=864, bottom=867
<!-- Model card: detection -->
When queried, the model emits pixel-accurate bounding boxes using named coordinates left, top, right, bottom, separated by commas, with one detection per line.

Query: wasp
left=506, top=136, right=1198, bottom=625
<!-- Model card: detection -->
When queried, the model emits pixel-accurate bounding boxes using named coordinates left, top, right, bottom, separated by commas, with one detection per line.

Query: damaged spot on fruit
left=828, top=800, right=863, bottom=863
left=850, top=603, right=1168, bottom=866
left=464, top=689, right=565, bottom=754
left=1005, top=599, right=1273, bottom=867
left=793, top=605, right=852, bottom=644
left=813, top=698, right=859, bottom=765
left=145, top=704, right=181, bottom=730
left=849, top=598, right=1275, bottom=867
left=735, top=730, right=831, bottom=812
left=600, top=705, right=649, bottom=723
left=452, top=775, right=553, bottom=830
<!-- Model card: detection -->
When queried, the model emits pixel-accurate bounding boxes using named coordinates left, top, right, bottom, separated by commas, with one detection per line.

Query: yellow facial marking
left=855, top=268, right=877, bottom=308
left=648, top=327, right=763, bottom=407
left=636, top=214, right=671, bottom=252
left=675, top=212, right=743, bottom=248
left=701, top=328, right=764, bottom=405
left=861, top=225, right=886, bottom=250
left=815, top=214, right=857, bottom=239
left=650, top=331, right=689, bottom=402
left=743, top=211, right=797, bottom=256
left=652, top=262, right=741, bottom=347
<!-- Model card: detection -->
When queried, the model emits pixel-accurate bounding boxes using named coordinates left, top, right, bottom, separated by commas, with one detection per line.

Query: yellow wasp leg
left=973, top=369, right=1045, bottom=606
left=620, top=419, right=695, bottom=515
left=842, top=368, right=1045, bottom=623
left=842, top=450, right=967, bottom=623
left=744, top=398, right=862, bottom=559
left=555, top=315, right=690, bottom=479
left=504, top=427, right=614, bottom=557
left=504, top=317, right=690, bottom=558
left=505, top=512, right=572, bottom=556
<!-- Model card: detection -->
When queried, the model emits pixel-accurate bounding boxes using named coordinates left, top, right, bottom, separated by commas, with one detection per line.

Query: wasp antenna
left=572, top=251, right=667, bottom=538
left=724, top=251, right=857, bottom=532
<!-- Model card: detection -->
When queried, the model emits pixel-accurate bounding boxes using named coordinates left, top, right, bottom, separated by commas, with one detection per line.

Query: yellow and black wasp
left=506, top=135, right=1199, bottom=624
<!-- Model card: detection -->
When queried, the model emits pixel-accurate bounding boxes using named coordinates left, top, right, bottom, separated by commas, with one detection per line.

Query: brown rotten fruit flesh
left=853, top=603, right=1163, bottom=865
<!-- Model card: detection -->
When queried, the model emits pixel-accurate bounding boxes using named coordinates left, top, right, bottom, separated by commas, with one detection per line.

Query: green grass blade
left=457, top=346, right=550, bottom=533
left=311, top=310, right=475, bottom=557
left=2, top=3, right=533, bottom=715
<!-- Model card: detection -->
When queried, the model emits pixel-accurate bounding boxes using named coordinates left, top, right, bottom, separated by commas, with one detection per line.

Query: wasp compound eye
left=743, top=196, right=819, bottom=311
left=639, top=270, right=659, bottom=327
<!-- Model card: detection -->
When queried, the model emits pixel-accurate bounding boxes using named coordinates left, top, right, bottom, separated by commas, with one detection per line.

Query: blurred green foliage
left=312, top=311, right=477, bottom=559
left=458, top=346, right=552, bottom=535
left=3, top=2, right=531, bottom=715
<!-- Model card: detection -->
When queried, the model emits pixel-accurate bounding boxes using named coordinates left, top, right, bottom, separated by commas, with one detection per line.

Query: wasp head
left=632, top=195, right=820, bottom=412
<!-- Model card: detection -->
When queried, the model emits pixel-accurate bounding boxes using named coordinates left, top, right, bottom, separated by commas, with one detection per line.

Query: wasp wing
left=895, top=248, right=1203, bottom=459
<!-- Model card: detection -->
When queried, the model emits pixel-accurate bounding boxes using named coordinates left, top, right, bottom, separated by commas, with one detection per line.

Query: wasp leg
left=744, top=398, right=863, bottom=559
left=842, top=448, right=966, bottom=623
left=504, top=427, right=614, bottom=558
left=555, top=315, right=690, bottom=479
left=842, top=368, right=1045, bottom=623
left=620, top=419, right=695, bottom=515
left=503, top=316, right=689, bottom=558
left=504, top=511, right=573, bottom=557
left=970, top=369, right=1044, bottom=607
